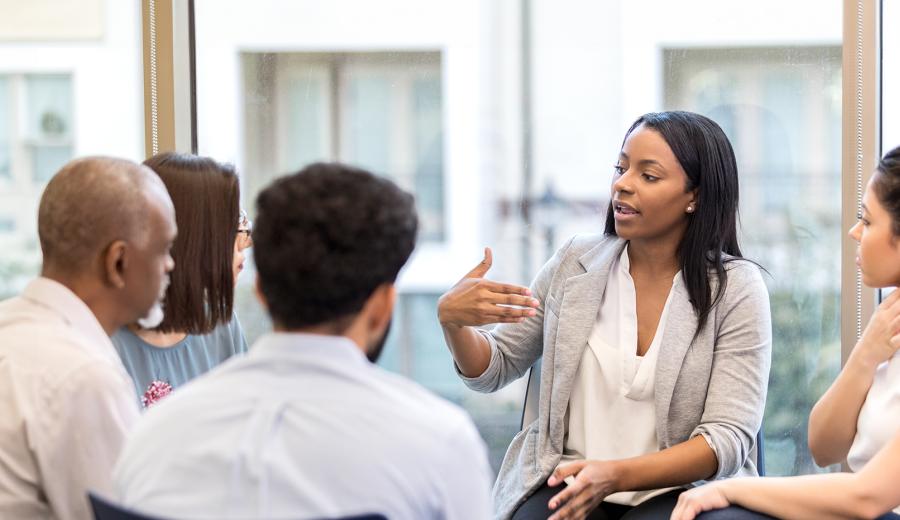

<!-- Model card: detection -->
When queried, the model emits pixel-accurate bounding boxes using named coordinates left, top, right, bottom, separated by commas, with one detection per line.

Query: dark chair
left=89, top=493, right=168, bottom=520
left=320, top=516, right=387, bottom=520
left=89, top=492, right=387, bottom=520
left=519, top=359, right=766, bottom=476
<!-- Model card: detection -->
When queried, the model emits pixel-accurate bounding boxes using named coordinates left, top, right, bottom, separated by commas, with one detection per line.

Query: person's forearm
left=808, top=350, right=877, bottom=466
left=612, top=436, right=718, bottom=492
left=440, top=323, right=492, bottom=378
left=720, top=474, right=888, bottom=520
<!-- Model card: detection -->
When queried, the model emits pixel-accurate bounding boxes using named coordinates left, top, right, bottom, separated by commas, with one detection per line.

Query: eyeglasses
left=237, top=210, right=253, bottom=248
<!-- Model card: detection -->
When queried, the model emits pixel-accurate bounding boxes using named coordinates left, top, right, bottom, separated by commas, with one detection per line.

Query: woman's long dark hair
left=872, top=146, right=900, bottom=235
left=143, top=152, right=240, bottom=334
left=604, top=111, right=742, bottom=334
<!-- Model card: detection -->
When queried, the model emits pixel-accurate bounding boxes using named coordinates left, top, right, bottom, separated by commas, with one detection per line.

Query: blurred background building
left=1, top=0, right=888, bottom=477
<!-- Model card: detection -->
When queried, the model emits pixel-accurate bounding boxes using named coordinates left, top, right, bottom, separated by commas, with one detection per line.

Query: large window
left=1, top=0, right=886, bottom=483
left=0, top=1, right=144, bottom=298
left=193, top=0, right=842, bottom=474
left=0, top=74, right=75, bottom=184
left=885, top=0, right=900, bottom=150
left=666, top=47, right=842, bottom=474
left=0, top=73, right=74, bottom=291
left=243, top=52, right=445, bottom=241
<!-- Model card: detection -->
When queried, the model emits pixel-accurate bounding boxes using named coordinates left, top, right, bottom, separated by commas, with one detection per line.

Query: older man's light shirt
left=0, top=277, right=140, bottom=520
left=114, top=332, right=493, bottom=520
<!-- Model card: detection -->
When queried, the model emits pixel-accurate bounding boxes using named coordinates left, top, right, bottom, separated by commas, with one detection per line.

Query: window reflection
left=666, top=47, right=842, bottom=475
left=242, top=52, right=445, bottom=241
left=197, top=0, right=842, bottom=476
left=0, top=1, right=144, bottom=299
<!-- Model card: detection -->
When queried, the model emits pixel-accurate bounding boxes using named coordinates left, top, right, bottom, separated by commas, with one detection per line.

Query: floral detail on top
left=142, top=380, right=174, bottom=408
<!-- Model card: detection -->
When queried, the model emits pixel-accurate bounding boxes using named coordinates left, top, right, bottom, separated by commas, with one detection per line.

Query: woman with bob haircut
left=670, top=147, right=900, bottom=520
left=112, top=152, right=251, bottom=408
left=438, top=111, right=772, bottom=519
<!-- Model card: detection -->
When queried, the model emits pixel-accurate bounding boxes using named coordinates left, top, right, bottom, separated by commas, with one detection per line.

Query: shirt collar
left=21, top=276, right=115, bottom=355
left=249, top=332, right=370, bottom=366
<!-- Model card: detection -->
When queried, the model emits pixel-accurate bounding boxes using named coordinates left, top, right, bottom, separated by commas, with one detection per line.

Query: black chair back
left=90, top=492, right=388, bottom=520
left=519, top=359, right=767, bottom=476
left=89, top=493, right=168, bottom=520
left=333, top=515, right=387, bottom=520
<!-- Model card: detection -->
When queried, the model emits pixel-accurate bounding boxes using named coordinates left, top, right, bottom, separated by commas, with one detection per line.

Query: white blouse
left=848, top=351, right=900, bottom=516
left=559, top=245, right=679, bottom=506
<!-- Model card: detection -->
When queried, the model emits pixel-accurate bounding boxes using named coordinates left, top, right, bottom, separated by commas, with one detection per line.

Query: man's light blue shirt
left=113, top=332, right=493, bottom=520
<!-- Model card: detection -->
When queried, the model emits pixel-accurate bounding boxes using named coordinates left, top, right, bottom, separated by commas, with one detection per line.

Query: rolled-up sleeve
left=691, top=262, right=772, bottom=479
left=455, top=236, right=576, bottom=393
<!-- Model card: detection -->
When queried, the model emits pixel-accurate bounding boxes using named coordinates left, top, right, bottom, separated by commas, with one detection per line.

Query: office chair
left=89, top=492, right=388, bottom=520
left=520, top=359, right=766, bottom=476
left=89, top=493, right=167, bottom=520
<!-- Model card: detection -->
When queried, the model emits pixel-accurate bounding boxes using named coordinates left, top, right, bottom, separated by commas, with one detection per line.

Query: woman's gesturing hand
left=437, top=247, right=540, bottom=328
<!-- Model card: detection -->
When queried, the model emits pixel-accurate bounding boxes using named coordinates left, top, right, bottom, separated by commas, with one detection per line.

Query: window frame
left=145, top=0, right=885, bottom=475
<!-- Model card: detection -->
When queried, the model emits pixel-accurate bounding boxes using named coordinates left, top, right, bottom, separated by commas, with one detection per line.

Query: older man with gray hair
left=0, top=156, right=177, bottom=520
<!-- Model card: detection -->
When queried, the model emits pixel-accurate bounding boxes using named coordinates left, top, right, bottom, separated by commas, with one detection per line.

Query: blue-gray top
left=111, top=316, right=248, bottom=407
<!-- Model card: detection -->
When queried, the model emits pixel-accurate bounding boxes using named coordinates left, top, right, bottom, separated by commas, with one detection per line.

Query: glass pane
left=31, top=144, right=73, bottom=183
left=0, top=3, right=145, bottom=299
left=412, top=77, right=445, bottom=242
left=0, top=77, right=10, bottom=179
left=284, top=70, right=329, bottom=169
left=885, top=0, right=900, bottom=149
left=26, top=75, right=72, bottom=140
left=344, top=75, right=391, bottom=174
left=195, top=0, right=842, bottom=476
left=667, top=46, right=842, bottom=475
left=236, top=51, right=445, bottom=242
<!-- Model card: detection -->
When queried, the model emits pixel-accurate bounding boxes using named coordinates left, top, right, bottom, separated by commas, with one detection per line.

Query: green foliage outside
left=763, top=289, right=841, bottom=475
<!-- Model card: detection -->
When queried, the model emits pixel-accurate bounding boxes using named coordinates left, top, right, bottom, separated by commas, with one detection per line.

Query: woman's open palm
left=437, top=247, right=539, bottom=327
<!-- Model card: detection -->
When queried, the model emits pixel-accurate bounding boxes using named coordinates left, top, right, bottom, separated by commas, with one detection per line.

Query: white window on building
left=666, top=46, right=842, bottom=475
left=0, top=77, right=10, bottom=180
left=243, top=52, right=445, bottom=242
left=25, top=75, right=74, bottom=183
left=0, top=73, right=74, bottom=232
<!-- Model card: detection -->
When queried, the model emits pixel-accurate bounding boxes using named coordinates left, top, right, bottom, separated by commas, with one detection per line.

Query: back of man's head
left=253, top=162, right=418, bottom=330
left=37, top=156, right=176, bottom=333
left=38, top=157, right=165, bottom=273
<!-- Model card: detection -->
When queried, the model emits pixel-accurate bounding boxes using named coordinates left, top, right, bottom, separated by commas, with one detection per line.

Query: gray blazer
left=459, top=234, right=772, bottom=519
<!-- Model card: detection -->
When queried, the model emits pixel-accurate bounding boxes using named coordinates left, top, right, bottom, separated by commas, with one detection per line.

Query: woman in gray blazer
left=438, top=111, right=772, bottom=520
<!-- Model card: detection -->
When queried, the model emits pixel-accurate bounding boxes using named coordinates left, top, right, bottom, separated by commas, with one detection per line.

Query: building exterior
left=0, top=0, right=849, bottom=474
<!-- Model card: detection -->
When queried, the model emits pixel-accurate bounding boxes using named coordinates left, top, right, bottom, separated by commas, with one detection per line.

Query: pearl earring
left=686, top=205, right=694, bottom=213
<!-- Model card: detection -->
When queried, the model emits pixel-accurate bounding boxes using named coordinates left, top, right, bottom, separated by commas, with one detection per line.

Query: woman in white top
left=671, top=146, right=900, bottom=520
left=439, top=111, right=772, bottom=520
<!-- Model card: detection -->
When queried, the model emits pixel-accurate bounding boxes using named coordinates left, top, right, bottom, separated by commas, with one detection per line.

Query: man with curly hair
left=114, top=162, right=492, bottom=520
